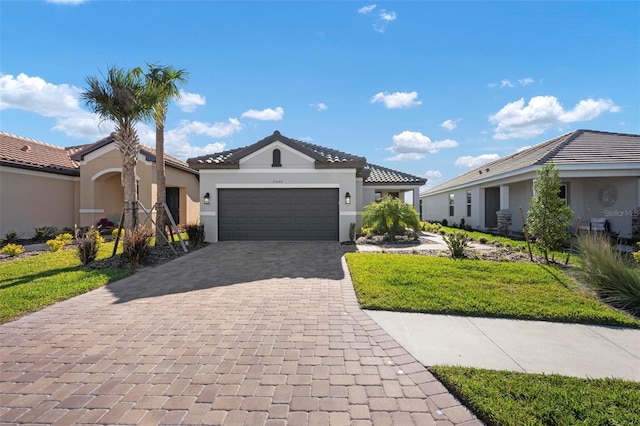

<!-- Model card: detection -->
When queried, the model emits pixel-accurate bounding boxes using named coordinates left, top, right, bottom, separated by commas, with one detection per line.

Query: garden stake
left=520, top=207, right=534, bottom=262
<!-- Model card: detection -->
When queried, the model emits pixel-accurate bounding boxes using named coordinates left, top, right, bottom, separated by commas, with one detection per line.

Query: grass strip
left=345, top=253, right=638, bottom=327
left=430, top=366, right=640, bottom=426
left=0, top=243, right=132, bottom=323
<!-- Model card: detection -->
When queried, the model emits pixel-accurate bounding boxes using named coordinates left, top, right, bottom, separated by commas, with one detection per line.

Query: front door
left=166, top=187, right=180, bottom=225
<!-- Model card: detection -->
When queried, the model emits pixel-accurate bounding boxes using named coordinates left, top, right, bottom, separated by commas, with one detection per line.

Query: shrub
left=441, top=219, right=448, bottom=226
left=443, top=232, right=471, bottom=259
left=45, top=233, right=73, bottom=252
left=184, top=223, right=205, bottom=248
left=34, top=226, right=58, bottom=242
left=86, top=227, right=105, bottom=244
left=123, top=225, right=153, bottom=267
left=77, top=237, right=99, bottom=265
left=112, top=227, right=125, bottom=239
left=60, top=226, right=74, bottom=235
left=349, top=223, right=356, bottom=242
left=359, top=226, right=374, bottom=238
left=4, top=230, right=18, bottom=244
left=46, top=239, right=65, bottom=252
left=478, top=237, right=488, bottom=244
left=362, top=196, right=421, bottom=241
left=577, top=233, right=640, bottom=316
left=1, top=243, right=24, bottom=257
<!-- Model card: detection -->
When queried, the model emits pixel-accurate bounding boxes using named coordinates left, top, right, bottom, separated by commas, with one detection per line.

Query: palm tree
left=143, top=64, right=189, bottom=245
left=82, top=66, right=157, bottom=231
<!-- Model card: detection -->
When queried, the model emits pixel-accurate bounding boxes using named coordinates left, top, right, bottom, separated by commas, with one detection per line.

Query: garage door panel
left=219, top=188, right=338, bottom=241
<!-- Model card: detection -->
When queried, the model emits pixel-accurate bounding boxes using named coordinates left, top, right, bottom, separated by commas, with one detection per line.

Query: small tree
left=527, top=162, right=573, bottom=262
left=362, top=196, right=421, bottom=241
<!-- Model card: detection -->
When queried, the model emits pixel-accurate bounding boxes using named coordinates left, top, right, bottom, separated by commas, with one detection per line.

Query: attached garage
left=189, top=131, right=426, bottom=243
left=218, top=188, right=339, bottom=241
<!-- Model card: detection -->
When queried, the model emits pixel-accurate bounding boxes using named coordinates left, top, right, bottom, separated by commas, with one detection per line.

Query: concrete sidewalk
left=366, top=311, right=640, bottom=381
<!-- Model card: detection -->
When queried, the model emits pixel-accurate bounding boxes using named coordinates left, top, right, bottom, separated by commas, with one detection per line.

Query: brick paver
left=0, top=242, right=479, bottom=425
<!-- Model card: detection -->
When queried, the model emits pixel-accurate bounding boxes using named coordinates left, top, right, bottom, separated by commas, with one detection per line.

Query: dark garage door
left=218, top=188, right=339, bottom=241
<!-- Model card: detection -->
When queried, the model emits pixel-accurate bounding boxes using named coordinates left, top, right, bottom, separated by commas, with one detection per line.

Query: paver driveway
left=0, top=242, right=479, bottom=425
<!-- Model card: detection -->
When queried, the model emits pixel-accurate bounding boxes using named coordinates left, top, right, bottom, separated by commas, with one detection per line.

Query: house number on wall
left=273, top=179, right=283, bottom=183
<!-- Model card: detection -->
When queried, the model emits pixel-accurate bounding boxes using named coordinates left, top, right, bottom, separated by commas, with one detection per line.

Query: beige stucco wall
left=199, top=141, right=358, bottom=242
left=0, top=166, right=78, bottom=238
left=164, top=166, right=200, bottom=225
left=78, top=143, right=199, bottom=228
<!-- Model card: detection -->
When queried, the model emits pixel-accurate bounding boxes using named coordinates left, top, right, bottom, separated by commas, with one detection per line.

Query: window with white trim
left=466, top=190, right=472, bottom=217
left=449, top=193, right=455, bottom=217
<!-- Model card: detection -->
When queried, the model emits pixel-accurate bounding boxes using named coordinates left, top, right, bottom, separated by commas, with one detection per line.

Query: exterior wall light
left=203, top=192, right=210, bottom=204
left=345, top=192, right=351, bottom=204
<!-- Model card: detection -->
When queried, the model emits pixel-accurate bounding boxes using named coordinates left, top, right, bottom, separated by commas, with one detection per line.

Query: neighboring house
left=188, top=131, right=426, bottom=242
left=0, top=132, right=200, bottom=237
left=420, top=129, right=640, bottom=239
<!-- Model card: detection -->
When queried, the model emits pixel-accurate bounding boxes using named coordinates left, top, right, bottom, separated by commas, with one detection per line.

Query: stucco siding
left=0, top=167, right=77, bottom=237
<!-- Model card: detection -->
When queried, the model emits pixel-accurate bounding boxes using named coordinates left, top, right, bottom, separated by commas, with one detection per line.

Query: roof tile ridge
left=534, top=129, right=582, bottom=165
left=0, top=131, right=67, bottom=150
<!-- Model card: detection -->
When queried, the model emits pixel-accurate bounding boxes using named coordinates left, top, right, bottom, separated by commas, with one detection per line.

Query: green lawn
left=431, top=366, right=640, bottom=426
left=345, top=253, right=639, bottom=327
left=0, top=243, right=133, bottom=323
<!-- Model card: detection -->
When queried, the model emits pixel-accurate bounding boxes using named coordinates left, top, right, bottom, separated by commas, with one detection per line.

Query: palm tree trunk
left=155, top=122, right=167, bottom=245
left=114, top=128, right=140, bottom=231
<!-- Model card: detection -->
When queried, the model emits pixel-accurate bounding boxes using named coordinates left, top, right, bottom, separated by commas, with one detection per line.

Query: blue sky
left=1, top=1, right=638, bottom=188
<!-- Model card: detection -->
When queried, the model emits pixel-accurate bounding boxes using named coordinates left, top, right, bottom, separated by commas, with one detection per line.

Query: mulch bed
left=0, top=242, right=208, bottom=268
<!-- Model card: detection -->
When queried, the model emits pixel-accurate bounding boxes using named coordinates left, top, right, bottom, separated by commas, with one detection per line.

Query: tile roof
left=70, top=134, right=198, bottom=175
left=187, top=131, right=426, bottom=185
left=364, top=163, right=427, bottom=185
left=1, top=132, right=198, bottom=176
left=188, top=130, right=366, bottom=168
left=424, top=129, right=640, bottom=194
left=0, top=132, right=80, bottom=176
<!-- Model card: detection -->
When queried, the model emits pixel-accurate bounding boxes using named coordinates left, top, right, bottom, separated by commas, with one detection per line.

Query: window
left=559, top=184, right=568, bottom=205
left=449, top=193, right=455, bottom=217
left=272, top=149, right=282, bottom=167
left=466, top=191, right=472, bottom=217
left=375, top=192, right=382, bottom=201
left=419, top=199, right=423, bottom=219
left=388, top=192, right=400, bottom=199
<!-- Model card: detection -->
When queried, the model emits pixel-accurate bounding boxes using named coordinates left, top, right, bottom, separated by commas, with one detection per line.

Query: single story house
left=0, top=132, right=200, bottom=238
left=420, top=129, right=640, bottom=239
left=188, top=131, right=426, bottom=242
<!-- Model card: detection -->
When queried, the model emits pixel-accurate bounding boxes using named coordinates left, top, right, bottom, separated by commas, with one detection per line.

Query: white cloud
left=380, top=11, right=396, bottom=21
left=371, top=91, right=421, bottom=109
left=298, top=136, right=314, bottom=142
left=0, top=72, right=105, bottom=140
left=385, top=153, right=425, bottom=161
left=176, top=90, right=206, bottom=112
left=310, top=102, right=328, bottom=111
left=388, top=131, right=458, bottom=157
left=440, top=119, right=459, bottom=131
left=357, top=4, right=376, bottom=14
left=489, top=95, right=620, bottom=139
left=374, top=9, right=396, bottom=33
left=161, top=118, right=241, bottom=160
left=455, top=154, right=500, bottom=168
left=489, top=77, right=535, bottom=88
left=46, top=0, right=85, bottom=4
left=241, top=106, right=284, bottom=121
left=358, top=5, right=396, bottom=33
left=516, top=145, right=532, bottom=153
left=425, top=170, right=442, bottom=179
